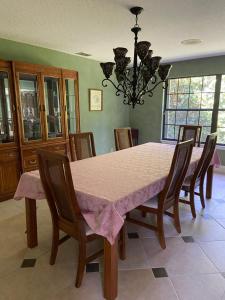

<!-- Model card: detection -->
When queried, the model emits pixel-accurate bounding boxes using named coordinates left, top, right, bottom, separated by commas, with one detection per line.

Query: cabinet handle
left=12, top=104, right=16, bottom=112
left=8, top=153, right=15, bottom=157
left=29, top=159, right=37, bottom=165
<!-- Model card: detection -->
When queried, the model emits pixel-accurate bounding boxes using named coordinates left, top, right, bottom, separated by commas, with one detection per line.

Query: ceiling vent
left=75, top=52, right=91, bottom=57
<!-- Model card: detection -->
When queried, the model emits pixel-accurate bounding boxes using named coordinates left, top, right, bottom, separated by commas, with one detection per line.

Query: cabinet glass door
left=44, top=77, right=63, bottom=139
left=65, top=79, right=76, bottom=133
left=19, top=74, right=42, bottom=141
left=0, top=72, right=14, bottom=143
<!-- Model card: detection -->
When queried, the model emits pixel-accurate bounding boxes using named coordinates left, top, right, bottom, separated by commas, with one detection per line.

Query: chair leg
left=189, top=189, right=196, bottom=218
left=50, top=224, right=59, bottom=265
left=174, top=203, right=181, bottom=233
left=157, top=214, right=166, bottom=249
left=119, top=225, right=126, bottom=260
left=75, top=241, right=86, bottom=288
left=199, top=179, right=205, bottom=209
left=184, top=191, right=188, bottom=197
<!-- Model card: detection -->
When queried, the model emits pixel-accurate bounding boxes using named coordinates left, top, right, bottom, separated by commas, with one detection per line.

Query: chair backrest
left=160, top=140, right=194, bottom=210
left=178, top=125, right=202, bottom=147
left=37, top=150, right=82, bottom=224
left=114, top=128, right=133, bottom=151
left=69, top=132, right=96, bottom=161
left=192, top=132, right=217, bottom=183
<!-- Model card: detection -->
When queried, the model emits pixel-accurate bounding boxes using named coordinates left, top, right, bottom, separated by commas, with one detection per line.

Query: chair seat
left=141, top=196, right=158, bottom=209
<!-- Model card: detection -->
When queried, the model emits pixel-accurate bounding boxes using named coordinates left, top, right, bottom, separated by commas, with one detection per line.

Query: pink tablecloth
left=14, top=142, right=220, bottom=244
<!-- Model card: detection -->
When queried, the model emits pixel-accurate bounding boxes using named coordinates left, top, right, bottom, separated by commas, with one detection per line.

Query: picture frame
left=89, top=89, right=103, bottom=111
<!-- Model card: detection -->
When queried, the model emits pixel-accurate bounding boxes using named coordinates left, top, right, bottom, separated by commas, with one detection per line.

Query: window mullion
left=211, top=74, right=221, bottom=132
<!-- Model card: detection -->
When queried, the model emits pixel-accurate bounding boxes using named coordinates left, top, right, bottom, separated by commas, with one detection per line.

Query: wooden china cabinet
left=0, top=60, right=80, bottom=201
left=0, top=60, right=21, bottom=201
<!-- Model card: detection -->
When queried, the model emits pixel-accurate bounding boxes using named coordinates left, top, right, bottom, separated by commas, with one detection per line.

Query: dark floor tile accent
left=86, top=263, right=99, bottom=273
left=21, top=258, right=36, bottom=268
left=182, top=236, right=195, bottom=243
left=128, top=232, right=139, bottom=239
left=152, top=268, right=168, bottom=278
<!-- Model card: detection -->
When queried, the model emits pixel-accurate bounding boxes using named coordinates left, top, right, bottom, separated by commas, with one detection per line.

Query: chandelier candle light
left=100, top=6, right=172, bottom=108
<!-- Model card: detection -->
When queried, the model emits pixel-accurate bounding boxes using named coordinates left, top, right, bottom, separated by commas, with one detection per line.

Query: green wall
left=0, top=38, right=130, bottom=154
left=130, top=55, right=225, bottom=165
left=1, top=37, right=224, bottom=164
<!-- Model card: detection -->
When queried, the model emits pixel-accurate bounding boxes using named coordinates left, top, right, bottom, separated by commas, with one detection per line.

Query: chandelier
left=100, top=7, right=172, bottom=108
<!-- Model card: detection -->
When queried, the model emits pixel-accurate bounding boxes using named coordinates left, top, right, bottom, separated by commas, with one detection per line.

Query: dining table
left=14, top=142, right=220, bottom=300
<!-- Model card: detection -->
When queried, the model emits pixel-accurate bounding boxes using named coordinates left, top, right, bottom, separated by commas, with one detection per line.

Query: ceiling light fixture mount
left=181, top=39, right=202, bottom=45
left=100, top=6, right=172, bottom=108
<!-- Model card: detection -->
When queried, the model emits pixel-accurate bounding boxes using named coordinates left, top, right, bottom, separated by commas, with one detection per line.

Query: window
left=162, top=74, right=225, bottom=145
left=218, top=75, right=225, bottom=144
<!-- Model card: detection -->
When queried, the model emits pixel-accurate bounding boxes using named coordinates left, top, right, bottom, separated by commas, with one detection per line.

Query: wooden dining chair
left=178, top=125, right=202, bottom=147
left=180, top=133, right=217, bottom=218
left=69, top=132, right=96, bottom=161
left=127, top=140, right=194, bottom=249
left=114, top=128, right=133, bottom=151
left=37, top=150, right=125, bottom=287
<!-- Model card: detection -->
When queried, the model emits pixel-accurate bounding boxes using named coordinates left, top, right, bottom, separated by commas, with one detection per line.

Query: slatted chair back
left=178, top=125, right=202, bottom=147
left=37, top=150, right=82, bottom=224
left=193, top=133, right=217, bottom=182
left=114, top=128, right=133, bottom=151
left=160, top=140, right=194, bottom=210
left=69, top=132, right=96, bottom=161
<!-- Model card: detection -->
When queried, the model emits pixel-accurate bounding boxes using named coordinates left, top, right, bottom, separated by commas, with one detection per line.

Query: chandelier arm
left=122, top=80, right=129, bottom=97
left=137, top=81, right=149, bottom=98
left=123, top=97, right=130, bottom=105
left=136, top=61, right=143, bottom=84
left=144, top=80, right=164, bottom=96
left=151, top=75, right=157, bottom=84
left=136, top=69, right=143, bottom=93
left=102, top=79, right=128, bottom=97
left=123, top=73, right=132, bottom=84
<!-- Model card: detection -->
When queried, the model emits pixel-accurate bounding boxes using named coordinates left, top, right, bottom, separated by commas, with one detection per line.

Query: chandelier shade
left=100, top=6, right=172, bottom=108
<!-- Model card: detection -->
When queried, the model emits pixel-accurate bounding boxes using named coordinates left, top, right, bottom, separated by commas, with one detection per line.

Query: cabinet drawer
left=23, top=155, right=38, bottom=170
left=0, top=151, right=18, bottom=161
left=22, top=144, right=66, bottom=171
left=46, top=144, right=66, bottom=153
left=23, top=144, right=66, bottom=157
left=23, top=149, right=37, bottom=156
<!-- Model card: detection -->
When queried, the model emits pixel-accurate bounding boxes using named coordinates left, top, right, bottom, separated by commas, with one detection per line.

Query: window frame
left=162, top=74, right=225, bottom=145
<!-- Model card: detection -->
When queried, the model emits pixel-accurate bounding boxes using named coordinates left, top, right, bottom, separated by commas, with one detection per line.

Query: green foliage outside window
left=163, top=75, right=225, bottom=144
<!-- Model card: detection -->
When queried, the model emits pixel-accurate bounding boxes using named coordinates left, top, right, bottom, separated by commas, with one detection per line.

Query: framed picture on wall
left=89, top=89, right=103, bottom=111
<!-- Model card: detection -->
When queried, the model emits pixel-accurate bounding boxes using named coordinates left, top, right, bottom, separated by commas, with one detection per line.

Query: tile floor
left=0, top=172, right=225, bottom=300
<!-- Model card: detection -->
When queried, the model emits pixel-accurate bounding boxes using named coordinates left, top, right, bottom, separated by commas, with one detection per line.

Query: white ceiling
left=0, top=0, right=225, bottom=63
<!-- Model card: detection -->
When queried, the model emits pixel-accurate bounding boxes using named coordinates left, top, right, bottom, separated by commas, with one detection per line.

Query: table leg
left=206, top=165, right=214, bottom=199
left=104, top=238, right=118, bottom=300
left=25, top=198, right=38, bottom=248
